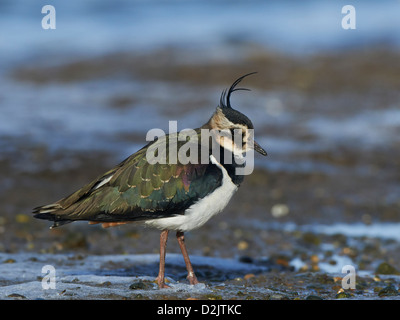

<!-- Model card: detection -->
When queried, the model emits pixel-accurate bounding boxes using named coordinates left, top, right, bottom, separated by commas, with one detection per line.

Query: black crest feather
left=220, top=72, right=257, bottom=109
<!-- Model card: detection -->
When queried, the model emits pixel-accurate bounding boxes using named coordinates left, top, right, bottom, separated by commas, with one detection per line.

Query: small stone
left=310, top=255, right=319, bottom=264
left=299, top=265, right=309, bottom=272
left=275, top=257, right=289, bottom=267
left=3, top=259, right=16, bottom=264
left=129, top=280, right=153, bottom=290
left=375, top=262, right=400, bottom=275
left=378, top=285, right=399, bottom=297
left=270, top=294, right=289, bottom=300
left=311, top=264, right=320, bottom=272
left=7, top=293, right=27, bottom=299
left=271, top=204, right=289, bottom=218
left=237, top=240, right=248, bottom=251
left=239, top=256, right=253, bottom=263
left=335, top=287, right=353, bottom=299
left=129, top=282, right=144, bottom=290
left=15, top=214, right=30, bottom=224
left=244, top=273, right=255, bottom=280
left=302, top=232, right=321, bottom=246
left=214, top=285, right=226, bottom=290
left=204, top=294, right=222, bottom=300
left=306, top=295, right=323, bottom=300
left=336, top=291, right=352, bottom=299
left=315, top=273, right=334, bottom=284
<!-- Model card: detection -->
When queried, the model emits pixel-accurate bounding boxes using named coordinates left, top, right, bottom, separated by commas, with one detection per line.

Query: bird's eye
left=229, top=128, right=246, bottom=149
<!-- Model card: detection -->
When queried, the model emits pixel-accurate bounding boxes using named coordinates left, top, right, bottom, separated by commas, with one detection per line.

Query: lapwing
left=33, top=72, right=267, bottom=289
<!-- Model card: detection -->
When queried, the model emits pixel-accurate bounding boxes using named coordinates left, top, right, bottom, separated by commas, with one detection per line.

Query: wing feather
left=33, top=131, right=223, bottom=226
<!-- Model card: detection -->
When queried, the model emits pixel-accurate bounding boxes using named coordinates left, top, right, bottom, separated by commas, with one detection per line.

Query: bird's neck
left=199, top=121, right=245, bottom=186
left=216, top=146, right=245, bottom=186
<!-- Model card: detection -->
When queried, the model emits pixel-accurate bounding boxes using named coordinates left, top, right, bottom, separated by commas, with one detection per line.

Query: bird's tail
left=33, top=203, right=72, bottom=228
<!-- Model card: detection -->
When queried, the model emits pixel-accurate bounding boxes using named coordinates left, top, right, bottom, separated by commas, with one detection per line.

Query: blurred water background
left=1, top=0, right=400, bottom=157
left=1, top=0, right=400, bottom=299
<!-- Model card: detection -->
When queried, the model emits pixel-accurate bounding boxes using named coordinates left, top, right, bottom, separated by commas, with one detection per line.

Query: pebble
left=306, top=295, right=323, bottom=300
left=270, top=294, right=285, bottom=300
left=299, top=265, right=309, bottom=272
left=378, top=285, right=399, bottom=297
left=237, top=240, right=249, bottom=251
left=129, top=281, right=153, bottom=290
left=7, top=293, right=27, bottom=299
left=310, top=254, right=320, bottom=271
left=375, top=262, right=400, bottom=275
left=311, top=264, right=320, bottom=272
left=238, top=256, right=253, bottom=263
left=15, top=214, right=30, bottom=224
left=301, top=232, right=321, bottom=246
left=3, top=258, right=16, bottom=264
left=244, top=273, right=255, bottom=280
left=271, top=204, right=289, bottom=218
left=336, top=291, right=352, bottom=299
left=310, top=255, right=319, bottom=264
left=204, top=294, right=222, bottom=300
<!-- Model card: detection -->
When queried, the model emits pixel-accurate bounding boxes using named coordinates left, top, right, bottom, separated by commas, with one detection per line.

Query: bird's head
left=206, top=72, right=267, bottom=157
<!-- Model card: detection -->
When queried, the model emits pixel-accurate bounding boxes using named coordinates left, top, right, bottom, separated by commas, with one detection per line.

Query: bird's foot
left=158, top=282, right=171, bottom=289
left=155, top=276, right=171, bottom=289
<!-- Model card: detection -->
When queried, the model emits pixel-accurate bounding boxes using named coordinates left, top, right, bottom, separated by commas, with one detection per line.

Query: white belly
left=144, top=155, right=238, bottom=232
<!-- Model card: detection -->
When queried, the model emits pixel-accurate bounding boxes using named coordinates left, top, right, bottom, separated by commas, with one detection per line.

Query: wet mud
left=1, top=47, right=400, bottom=299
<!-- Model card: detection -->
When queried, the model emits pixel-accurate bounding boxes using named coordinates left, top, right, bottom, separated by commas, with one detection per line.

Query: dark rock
left=239, top=256, right=254, bottom=264
left=378, top=285, right=399, bottom=297
left=129, top=280, right=153, bottom=290
left=306, top=295, right=323, bottom=300
left=375, top=262, right=400, bottom=275
left=336, top=291, right=352, bottom=299
left=7, top=293, right=27, bottom=299
left=301, top=232, right=321, bottom=246
left=3, top=259, right=16, bottom=264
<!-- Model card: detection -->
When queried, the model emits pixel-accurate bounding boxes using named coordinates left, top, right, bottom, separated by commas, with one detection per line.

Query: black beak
left=253, top=140, right=267, bottom=156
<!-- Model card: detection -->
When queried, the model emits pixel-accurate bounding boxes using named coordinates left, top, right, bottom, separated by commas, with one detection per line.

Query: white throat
left=144, top=155, right=238, bottom=231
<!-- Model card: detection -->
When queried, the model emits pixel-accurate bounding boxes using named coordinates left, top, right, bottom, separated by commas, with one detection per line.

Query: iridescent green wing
left=49, top=130, right=222, bottom=222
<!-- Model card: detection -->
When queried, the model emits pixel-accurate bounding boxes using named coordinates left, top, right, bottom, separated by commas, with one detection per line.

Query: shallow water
left=1, top=248, right=399, bottom=300
left=1, top=0, right=400, bottom=65
left=2, top=0, right=400, bottom=157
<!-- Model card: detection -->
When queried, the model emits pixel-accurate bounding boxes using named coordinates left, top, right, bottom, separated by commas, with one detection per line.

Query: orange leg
left=176, top=231, right=199, bottom=285
left=155, top=229, right=170, bottom=289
